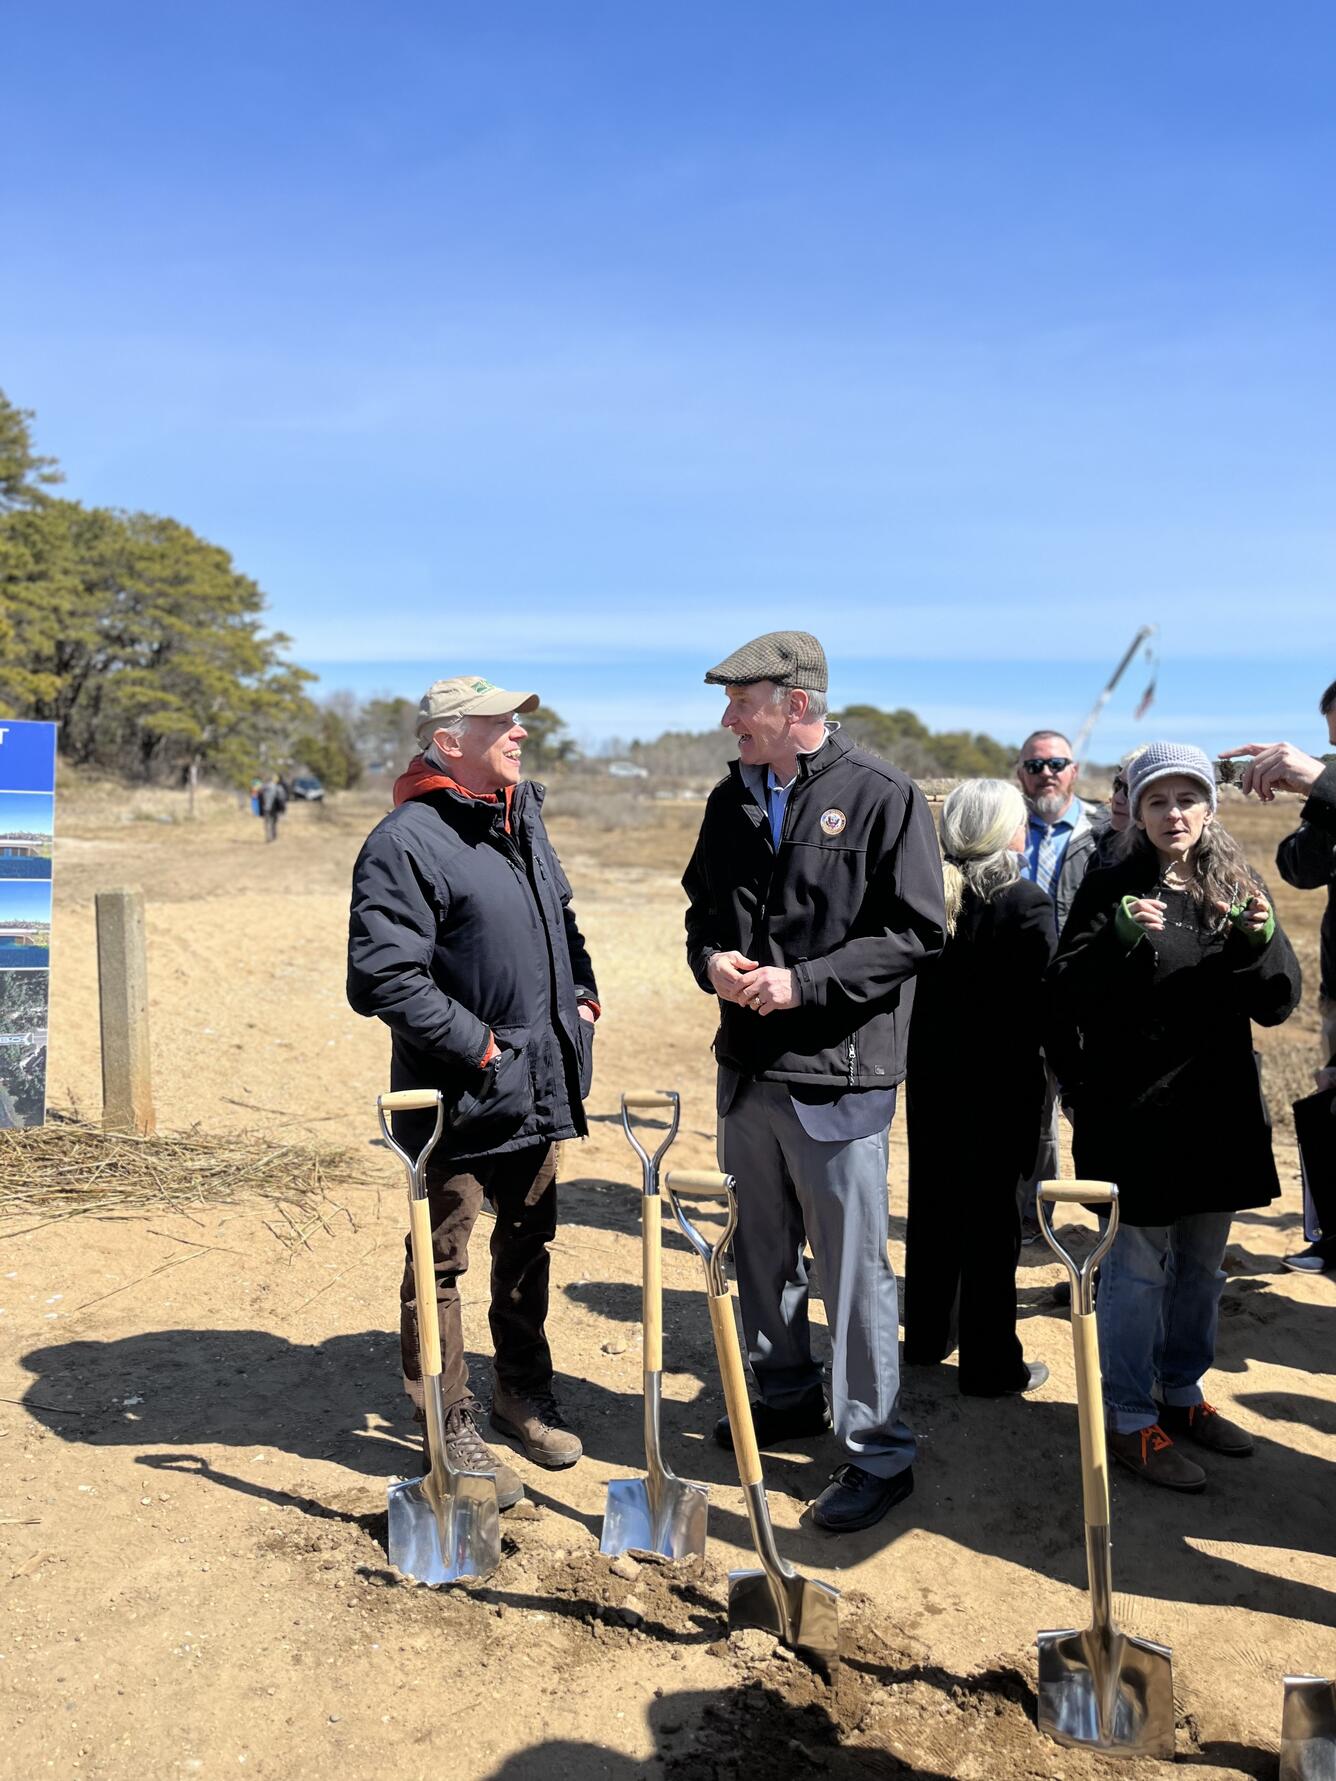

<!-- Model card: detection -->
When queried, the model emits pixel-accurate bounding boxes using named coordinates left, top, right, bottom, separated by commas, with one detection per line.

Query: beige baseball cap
left=416, top=675, right=540, bottom=740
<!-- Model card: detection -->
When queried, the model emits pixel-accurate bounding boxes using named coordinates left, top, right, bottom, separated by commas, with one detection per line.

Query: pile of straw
left=0, top=1120, right=359, bottom=1237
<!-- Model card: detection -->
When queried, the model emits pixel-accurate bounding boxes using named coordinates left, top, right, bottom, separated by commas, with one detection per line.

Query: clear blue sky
left=4, top=3, right=1332, bottom=760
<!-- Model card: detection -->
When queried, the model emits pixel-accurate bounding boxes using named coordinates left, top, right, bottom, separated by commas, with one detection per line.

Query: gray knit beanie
left=1126, top=741, right=1218, bottom=816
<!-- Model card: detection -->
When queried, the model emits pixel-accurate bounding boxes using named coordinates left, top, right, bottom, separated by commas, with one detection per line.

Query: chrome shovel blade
left=1281, top=1676, right=1336, bottom=1781
left=1037, top=1626, right=1175, bottom=1759
left=600, top=1475, right=708, bottom=1561
left=729, top=1567, right=841, bottom=1664
left=387, top=1467, right=501, bottom=1585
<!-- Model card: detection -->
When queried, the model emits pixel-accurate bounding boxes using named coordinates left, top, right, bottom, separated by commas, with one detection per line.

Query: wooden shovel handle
left=1073, top=1309, right=1110, bottom=1526
left=622, top=1090, right=678, bottom=1109
left=380, top=1089, right=443, bottom=1112
left=708, top=1291, right=762, bottom=1487
left=408, top=1196, right=442, bottom=1377
left=1039, top=1179, right=1117, bottom=1205
left=643, top=1195, right=662, bottom=1372
left=665, top=1170, right=731, bottom=1196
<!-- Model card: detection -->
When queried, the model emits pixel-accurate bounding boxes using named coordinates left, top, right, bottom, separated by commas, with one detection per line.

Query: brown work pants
left=399, top=1142, right=557, bottom=1414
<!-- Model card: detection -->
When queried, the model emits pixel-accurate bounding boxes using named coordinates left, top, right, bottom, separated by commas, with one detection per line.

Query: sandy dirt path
left=3, top=787, right=1333, bottom=1779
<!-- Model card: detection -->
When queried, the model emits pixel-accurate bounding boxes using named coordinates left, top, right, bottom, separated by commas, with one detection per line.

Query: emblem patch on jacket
left=819, top=808, right=847, bottom=836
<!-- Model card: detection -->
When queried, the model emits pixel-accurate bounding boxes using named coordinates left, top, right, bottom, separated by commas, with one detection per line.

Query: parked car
left=290, top=775, right=325, bottom=801
left=607, top=761, right=649, bottom=780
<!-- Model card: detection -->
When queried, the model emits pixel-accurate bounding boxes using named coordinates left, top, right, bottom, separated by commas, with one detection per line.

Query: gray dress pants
left=718, top=1076, right=916, bottom=1479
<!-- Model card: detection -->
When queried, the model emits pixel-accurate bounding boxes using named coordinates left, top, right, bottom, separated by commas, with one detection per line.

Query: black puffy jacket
left=347, top=781, right=597, bottom=1159
left=682, top=730, right=947, bottom=1088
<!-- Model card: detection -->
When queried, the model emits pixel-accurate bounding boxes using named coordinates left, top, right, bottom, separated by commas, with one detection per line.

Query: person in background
left=905, top=778, right=1053, bottom=1395
left=683, top=630, right=946, bottom=1532
left=258, top=774, right=287, bottom=843
left=1014, top=730, right=1108, bottom=1238
left=1096, top=744, right=1149, bottom=864
left=1224, top=688, right=1336, bottom=1269
left=347, top=674, right=600, bottom=1503
left=1050, top=743, right=1300, bottom=1492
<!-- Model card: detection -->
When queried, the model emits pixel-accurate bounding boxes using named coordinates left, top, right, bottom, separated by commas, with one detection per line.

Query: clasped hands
left=707, top=950, right=798, bottom=1015
left=1125, top=894, right=1271, bottom=934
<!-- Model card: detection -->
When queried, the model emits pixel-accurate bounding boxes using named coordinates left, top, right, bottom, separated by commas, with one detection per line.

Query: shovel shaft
left=709, top=1290, right=762, bottom=1487
left=409, top=1196, right=443, bottom=1378
left=1072, top=1310, right=1110, bottom=1530
left=643, top=1194, right=662, bottom=1373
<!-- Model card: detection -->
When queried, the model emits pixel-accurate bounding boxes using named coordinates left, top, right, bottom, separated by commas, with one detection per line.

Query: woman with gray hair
left=905, top=778, right=1055, bottom=1394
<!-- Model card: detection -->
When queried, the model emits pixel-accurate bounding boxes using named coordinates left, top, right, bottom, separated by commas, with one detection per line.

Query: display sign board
left=0, top=722, right=56, bottom=1127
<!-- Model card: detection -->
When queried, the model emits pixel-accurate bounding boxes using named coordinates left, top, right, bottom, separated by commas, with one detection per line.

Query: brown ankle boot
left=490, top=1384, right=582, bottom=1469
left=1158, top=1400, right=1254, bottom=1456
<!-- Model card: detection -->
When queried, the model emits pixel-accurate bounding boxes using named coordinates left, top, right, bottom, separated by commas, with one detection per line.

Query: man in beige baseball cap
left=348, top=671, right=600, bottom=1499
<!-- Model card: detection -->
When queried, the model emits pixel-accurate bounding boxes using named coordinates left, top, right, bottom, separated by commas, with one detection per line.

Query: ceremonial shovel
left=378, top=1089, right=501, bottom=1585
left=665, top=1168, right=840, bottom=1665
left=1281, top=1675, right=1336, bottom=1780
left=1036, top=1179, right=1174, bottom=1759
left=600, top=1090, right=709, bottom=1561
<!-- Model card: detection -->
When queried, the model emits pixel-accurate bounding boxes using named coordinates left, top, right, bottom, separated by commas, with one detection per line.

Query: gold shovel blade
left=387, top=1468, right=501, bottom=1585
left=729, top=1567, right=840, bottom=1664
left=1037, top=1626, right=1174, bottom=1758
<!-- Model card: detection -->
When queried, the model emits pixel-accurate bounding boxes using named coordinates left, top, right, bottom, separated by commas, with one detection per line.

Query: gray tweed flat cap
left=704, top=630, right=828, bottom=692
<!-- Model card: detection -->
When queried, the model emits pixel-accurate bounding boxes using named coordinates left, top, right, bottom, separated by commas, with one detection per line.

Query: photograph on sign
left=0, top=881, right=52, bottom=968
left=0, top=968, right=49, bottom=1128
left=0, top=791, right=53, bottom=880
left=0, top=720, right=58, bottom=794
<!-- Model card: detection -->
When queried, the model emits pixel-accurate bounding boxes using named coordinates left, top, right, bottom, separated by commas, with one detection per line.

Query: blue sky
left=3, top=3, right=1332, bottom=760
left=0, top=794, right=53, bottom=839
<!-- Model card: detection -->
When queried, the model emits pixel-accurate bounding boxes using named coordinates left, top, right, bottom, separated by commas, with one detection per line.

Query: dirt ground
left=3, top=780, right=1334, bottom=1780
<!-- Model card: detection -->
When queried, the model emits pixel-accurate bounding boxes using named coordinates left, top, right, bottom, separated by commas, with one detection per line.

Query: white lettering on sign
left=0, top=730, right=9, bottom=745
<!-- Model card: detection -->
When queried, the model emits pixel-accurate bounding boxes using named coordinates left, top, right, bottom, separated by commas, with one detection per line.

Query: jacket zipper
left=847, top=1034, right=857, bottom=1087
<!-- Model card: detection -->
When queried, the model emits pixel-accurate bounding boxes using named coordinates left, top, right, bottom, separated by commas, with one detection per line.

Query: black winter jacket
left=1276, top=761, right=1336, bottom=998
left=682, top=730, right=947, bottom=1088
left=1049, top=851, right=1301, bottom=1224
left=347, top=782, right=597, bottom=1159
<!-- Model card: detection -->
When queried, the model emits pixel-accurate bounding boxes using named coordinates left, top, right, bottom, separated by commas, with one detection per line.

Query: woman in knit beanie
left=905, top=778, right=1055, bottom=1395
left=1049, top=742, right=1301, bottom=1491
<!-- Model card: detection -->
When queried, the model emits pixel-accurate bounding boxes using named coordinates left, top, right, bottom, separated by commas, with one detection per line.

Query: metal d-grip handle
left=377, top=1089, right=446, bottom=1201
left=663, top=1170, right=737, bottom=1297
left=1038, top=1180, right=1119, bottom=1535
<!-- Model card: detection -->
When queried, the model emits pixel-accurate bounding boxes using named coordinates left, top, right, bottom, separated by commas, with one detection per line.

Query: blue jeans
left=1095, top=1213, right=1233, bottom=1435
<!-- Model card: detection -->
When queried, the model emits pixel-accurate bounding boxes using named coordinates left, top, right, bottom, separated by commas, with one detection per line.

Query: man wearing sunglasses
left=1014, top=730, right=1108, bottom=1237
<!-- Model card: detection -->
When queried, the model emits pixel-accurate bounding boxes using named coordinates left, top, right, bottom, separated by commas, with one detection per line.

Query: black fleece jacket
left=682, top=730, right=947, bottom=1088
left=1276, top=761, right=1336, bottom=998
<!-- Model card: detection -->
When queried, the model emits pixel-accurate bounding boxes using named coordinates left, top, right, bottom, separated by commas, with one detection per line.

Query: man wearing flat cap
left=348, top=676, right=600, bottom=1504
left=683, top=631, right=947, bottom=1531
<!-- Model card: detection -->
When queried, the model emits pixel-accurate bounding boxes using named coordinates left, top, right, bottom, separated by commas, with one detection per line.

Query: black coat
left=1049, top=851, right=1301, bottom=1224
left=682, top=730, right=947, bottom=1088
left=346, top=781, right=597, bottom=1160
left=1276, top=761, right=1336, bottom=999
left=907, top=877, right=1056, bottom=1180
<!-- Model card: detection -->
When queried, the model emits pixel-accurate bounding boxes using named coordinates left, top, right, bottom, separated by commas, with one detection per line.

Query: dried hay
left=0, top=1119, right=361, bottom=1242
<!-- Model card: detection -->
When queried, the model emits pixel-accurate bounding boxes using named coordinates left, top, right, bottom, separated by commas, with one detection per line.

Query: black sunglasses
left=1021, top=756, right=1074, bottom=774
left=1111, top=776, right=1128, bottom=795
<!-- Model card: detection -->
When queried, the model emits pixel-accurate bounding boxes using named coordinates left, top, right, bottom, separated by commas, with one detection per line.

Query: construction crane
left=1071, top=625, right=1159, bottom=763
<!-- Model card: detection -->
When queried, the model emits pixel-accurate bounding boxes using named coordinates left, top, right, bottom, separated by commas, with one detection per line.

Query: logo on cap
left=819, top=808, right=847, bottom=836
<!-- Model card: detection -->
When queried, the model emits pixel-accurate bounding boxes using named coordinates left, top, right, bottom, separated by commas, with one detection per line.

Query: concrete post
left=96, top=888, right=155, bottom=1135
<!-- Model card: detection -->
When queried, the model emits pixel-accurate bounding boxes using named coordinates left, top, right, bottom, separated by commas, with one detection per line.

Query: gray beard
left=1030, top=792, right=1073, bottom=824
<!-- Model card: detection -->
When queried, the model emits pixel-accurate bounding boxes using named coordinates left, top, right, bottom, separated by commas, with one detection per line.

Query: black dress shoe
left=714, top=1395, right=831, bottom=1451
left=960, top=1360, right=1049, bottom=1398
left=811, top=1463, right=914, bottom=1533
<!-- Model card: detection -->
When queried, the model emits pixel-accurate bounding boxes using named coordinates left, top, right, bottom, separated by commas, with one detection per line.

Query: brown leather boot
left=423, top=1400, right=526, bottom=1509
left=490, top=1384, right=582, bottom=1469
left=1106, top=1422, right=1206, bottom=1492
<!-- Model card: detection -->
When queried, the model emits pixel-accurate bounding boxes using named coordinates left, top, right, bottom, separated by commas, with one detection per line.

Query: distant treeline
left=1, top=388, right=1016, bottom=792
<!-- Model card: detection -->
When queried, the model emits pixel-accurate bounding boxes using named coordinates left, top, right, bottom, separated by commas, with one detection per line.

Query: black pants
left=399, top=1142, right=557, bottom=1412
left=904, top=1157, right=1027, bottom=1394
